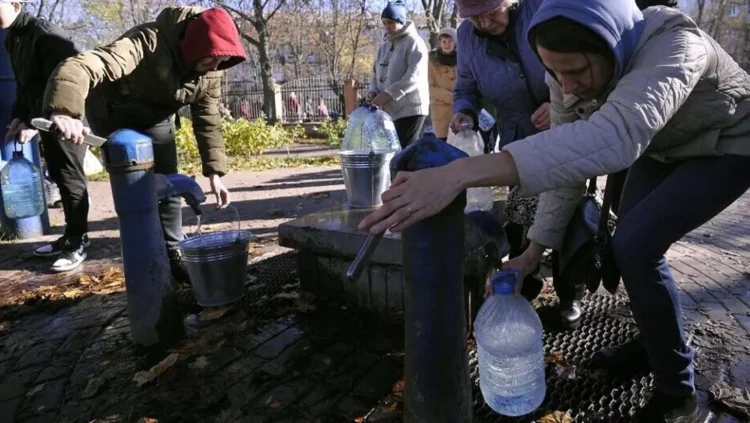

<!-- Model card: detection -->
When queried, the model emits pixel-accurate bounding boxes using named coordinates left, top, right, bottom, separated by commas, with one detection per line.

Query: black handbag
left=556, top=176, right=621, bottom=294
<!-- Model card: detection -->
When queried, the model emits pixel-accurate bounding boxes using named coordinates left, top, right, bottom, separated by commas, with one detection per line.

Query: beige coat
left=503, top=7, right=750, bottom=250
left=428, top=51, right=456, bottom=138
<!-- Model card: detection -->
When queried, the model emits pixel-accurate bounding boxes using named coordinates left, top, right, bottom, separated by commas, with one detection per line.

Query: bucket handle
left=190, top=204, right=242, bottom=242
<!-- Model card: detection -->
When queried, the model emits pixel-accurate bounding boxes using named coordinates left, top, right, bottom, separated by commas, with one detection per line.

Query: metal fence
left=179, top=77, right=373, bottom=123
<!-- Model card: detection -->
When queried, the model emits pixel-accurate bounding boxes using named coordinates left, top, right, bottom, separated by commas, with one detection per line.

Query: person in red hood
left=41, top=6, right=247, bottom=285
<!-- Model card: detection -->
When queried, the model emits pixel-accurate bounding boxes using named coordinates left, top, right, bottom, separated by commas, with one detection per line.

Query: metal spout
left=154, top=173, right=207, bottom=215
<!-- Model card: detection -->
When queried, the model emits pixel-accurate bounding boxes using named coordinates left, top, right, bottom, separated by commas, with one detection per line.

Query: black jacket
left=4, top=11, right=79, bottom=125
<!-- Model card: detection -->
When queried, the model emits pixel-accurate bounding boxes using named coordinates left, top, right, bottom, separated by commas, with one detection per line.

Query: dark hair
left=529, top=16, right=613, bottom=60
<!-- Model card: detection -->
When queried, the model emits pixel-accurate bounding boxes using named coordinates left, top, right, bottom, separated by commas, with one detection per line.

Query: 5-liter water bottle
left=474, top=268, right=546, bottom=416
left=1, top=147, right=45, bottom=219
left=447, top=126, right=493, bottom=212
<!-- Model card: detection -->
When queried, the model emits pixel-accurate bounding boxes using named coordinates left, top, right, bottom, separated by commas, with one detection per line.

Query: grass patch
left=86, top=155, right=339, bottom=182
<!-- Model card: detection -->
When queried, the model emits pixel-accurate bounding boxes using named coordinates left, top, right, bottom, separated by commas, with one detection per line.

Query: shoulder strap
left=595, top=176, right=618, bottom=244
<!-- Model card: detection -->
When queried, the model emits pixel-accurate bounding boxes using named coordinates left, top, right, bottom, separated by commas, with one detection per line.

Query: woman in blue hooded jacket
left=451, top=0, right=585, bottom=326
left=360, top=0, right=750, bottom=420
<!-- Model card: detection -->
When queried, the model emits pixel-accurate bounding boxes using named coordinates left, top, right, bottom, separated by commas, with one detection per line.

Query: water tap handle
left=154, top=174, right=207, bottom=215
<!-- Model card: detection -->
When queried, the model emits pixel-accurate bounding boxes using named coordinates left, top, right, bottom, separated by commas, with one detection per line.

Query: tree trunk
left=257, top=30, right=277, bottom=122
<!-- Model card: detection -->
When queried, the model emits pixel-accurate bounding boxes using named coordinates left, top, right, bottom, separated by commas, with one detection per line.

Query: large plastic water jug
left=447, top=128, right=493, bottom=212
left=474, top=268, right=546, bottom=416
left=1, top=147, right=45, bottom=219
left=341, top=105, right=401, bottom=152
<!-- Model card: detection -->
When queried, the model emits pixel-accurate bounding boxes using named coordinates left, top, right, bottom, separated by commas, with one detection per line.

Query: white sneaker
left=51, top=244, right=87, bottom=273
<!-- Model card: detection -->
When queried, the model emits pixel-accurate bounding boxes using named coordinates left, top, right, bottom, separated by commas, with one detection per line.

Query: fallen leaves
left=133, top=353, right=179, bottom=387
left=538, top=410, right=574, bottom=423
left=198, top=307, right=231, bottom=322
left=63, top=288, right=85, bottom=299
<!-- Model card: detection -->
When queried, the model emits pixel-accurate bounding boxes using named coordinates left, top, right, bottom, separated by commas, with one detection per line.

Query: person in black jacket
left=1, top=1, right=90, bottom=272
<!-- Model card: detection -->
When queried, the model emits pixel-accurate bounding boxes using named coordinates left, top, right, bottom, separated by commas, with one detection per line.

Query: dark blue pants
left=613, top=154, right=750, bottom=396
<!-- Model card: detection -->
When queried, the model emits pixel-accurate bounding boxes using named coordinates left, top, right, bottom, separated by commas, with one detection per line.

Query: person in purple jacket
left=450, top=0, right=585, bottom=327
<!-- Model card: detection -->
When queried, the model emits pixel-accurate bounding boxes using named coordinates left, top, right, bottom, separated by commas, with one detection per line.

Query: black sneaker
left=634, top=391, right=704, bottom=423
left=34, top=234, right=91, bottom=258
left=50, top=242, right=87, bottom=272
left=592, top=337, right=650, bottom=378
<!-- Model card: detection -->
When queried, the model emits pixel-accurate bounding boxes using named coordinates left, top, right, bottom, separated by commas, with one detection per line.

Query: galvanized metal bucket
left=339, top=150, right=395, bottom=208
left=179, top=210, right=253, bottom=307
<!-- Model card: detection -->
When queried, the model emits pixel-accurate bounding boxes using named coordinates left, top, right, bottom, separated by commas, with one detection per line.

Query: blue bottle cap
left=491, top=268, right=522, bottom=295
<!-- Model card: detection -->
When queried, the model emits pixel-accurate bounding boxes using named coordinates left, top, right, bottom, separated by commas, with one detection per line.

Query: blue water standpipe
left=0, top=29, right=50, bottom=238
left=395, top=134, right=473, bottom=422
left=102, top=129, right=206, bottom=349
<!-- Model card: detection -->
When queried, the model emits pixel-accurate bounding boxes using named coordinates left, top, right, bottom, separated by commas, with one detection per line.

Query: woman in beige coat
left=427, top=28, right=457, bottom=140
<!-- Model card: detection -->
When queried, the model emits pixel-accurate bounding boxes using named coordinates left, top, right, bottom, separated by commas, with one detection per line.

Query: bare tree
left=694, top=0, right=707, bottom=26
left=420, top=0, right=447, bottom=48
left=707, top=0, right=729, bottom=39
left=215, top=0, right=288, bottom=122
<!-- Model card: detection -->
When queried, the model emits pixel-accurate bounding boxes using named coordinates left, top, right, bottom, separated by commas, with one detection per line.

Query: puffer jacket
left=368, top=21, right=430, bottom=120
left=42, top=7, right=234, bottom=177
left=503, top=3, right=750, bottom=250
left=427, top=50, right=456, bottom=138
left=4, top=11, right=79, bottom=126
left=452, top=0, right=548, bottom=147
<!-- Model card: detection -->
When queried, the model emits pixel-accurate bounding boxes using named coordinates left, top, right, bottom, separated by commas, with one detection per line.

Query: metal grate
left=473, top=294, right=652, bottom=422
left=177, top=252, right=300, bottom=318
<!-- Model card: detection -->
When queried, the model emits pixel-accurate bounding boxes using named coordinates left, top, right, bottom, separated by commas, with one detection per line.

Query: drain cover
left=473, top=294, right=651, bottom=423
left=178, top=252, right=299, bottom=317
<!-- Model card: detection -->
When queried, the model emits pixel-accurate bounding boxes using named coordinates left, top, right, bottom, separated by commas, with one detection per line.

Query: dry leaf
left=198, top=307, right=230, bottom=322
left=63, top=288, right=85, bottom=299
left=26, top=383, right=46, bottom=397
left=538, top=410, right=574, bottom=423
left=137, top=418, right=159, bottom=423
left=269, top=400, right=283, bottom=409
left=189, top=356, right=209, bottom=370
left=544, top=351, right=565, bottom=365
left=310, top=192, right=330, bottom=199
left=81, top=376, right=106, bottom=399
left=133, top=353, right=179, bottom=387
left=267, top=208, right=283, bottom=217
left=354, top=418, right=365, bottom=423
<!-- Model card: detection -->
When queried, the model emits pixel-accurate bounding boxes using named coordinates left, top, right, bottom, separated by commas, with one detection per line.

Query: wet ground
left=0, top=167, right=749, bottom=422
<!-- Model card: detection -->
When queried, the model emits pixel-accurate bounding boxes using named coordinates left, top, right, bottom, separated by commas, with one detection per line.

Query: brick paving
left=0, top=166, right=748, bottom=422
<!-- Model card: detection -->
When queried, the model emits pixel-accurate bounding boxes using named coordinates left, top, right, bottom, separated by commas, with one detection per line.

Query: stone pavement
left=0, top=166, right=748, bottom=422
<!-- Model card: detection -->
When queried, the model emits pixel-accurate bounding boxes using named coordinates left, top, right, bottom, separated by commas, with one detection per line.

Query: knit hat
left=438, top=27, right=457, bottom=41
left=179, top=8, right=248, bottom=71
left=457, top=0, right=506, bottom=18
left=381, top=0, right=407, bottom=24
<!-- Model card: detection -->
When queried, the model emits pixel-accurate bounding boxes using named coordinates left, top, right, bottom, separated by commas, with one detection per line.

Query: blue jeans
left=612, top=154, right=750, bottom=396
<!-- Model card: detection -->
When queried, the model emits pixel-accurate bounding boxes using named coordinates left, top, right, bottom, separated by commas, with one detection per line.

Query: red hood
left=179, top=8, right=247, bottom=70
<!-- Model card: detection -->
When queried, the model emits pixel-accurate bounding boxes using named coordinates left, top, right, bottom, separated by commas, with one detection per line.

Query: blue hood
left=527, top=0, right=645, bottom=79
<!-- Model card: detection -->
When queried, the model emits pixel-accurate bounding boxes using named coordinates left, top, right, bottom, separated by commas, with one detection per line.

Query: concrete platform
left=278, top=201, right=508, bottom=320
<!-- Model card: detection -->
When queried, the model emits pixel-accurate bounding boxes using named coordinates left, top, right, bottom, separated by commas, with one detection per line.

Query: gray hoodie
left=368, top=21, right=430, bottom=120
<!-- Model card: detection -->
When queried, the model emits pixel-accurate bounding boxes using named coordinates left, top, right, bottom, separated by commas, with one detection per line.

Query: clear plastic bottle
left=1, top=149, right=45, bottom=219
left=446, top=127, right=493, bottom=212
left=341, top=106, right=401, bottom=152
left=474, top=268, right=546, bottom=416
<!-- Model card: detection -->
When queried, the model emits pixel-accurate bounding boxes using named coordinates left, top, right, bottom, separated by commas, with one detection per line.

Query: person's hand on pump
left=484, top=241, right=546, bottom=298
left=450, top=112, right=475, bottom=134
left=50, top=113, right=91, bottom=144
left=530, top=102, right=551, bottom=131
left=209, top=174, right=231, bottom=209
left=370, top=91, right=392, bottom=108
left=4, top=118, right=38, bottom=144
